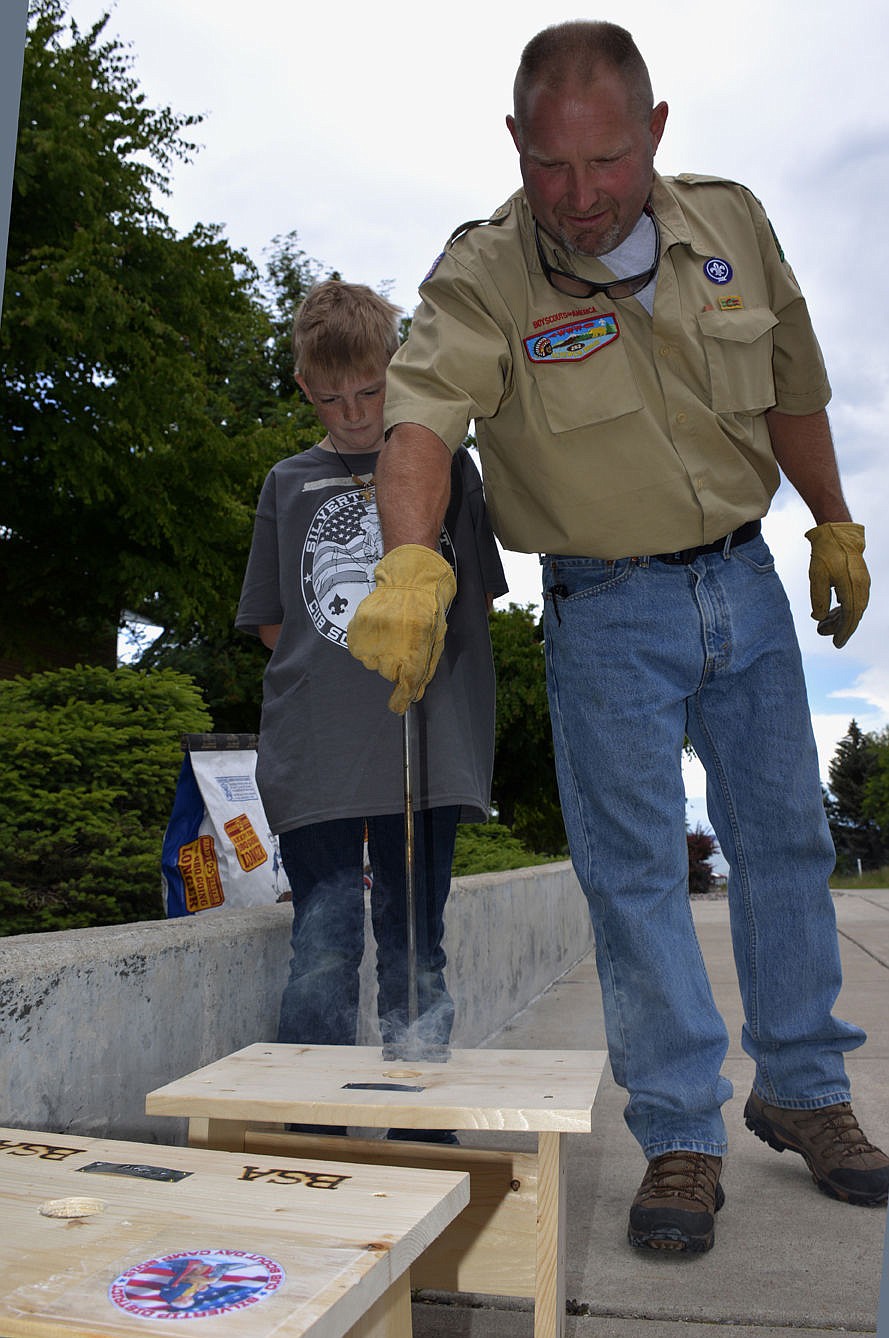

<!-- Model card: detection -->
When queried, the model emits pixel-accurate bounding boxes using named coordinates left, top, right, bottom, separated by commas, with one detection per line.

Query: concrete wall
left=0, top=862, right=592, bottom=1145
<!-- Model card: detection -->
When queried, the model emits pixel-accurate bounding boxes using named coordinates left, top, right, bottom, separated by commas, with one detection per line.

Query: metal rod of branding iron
left=403, top=703, right=419, bottom=1030
left=380, top=704, right=450, bottom=1064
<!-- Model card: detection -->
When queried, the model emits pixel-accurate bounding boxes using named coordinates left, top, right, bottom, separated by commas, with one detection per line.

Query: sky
left=56, top=0, right=889, bottom=856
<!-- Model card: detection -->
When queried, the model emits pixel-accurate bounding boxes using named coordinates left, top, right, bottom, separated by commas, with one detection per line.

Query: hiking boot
left=284, top=1123, right=348, bottom=1137
left=744, top=1092, right=889, bottom=1206
left=386, top=1128, right=459, bottom=1146
left=628, top=1151, right=724, bottom=1252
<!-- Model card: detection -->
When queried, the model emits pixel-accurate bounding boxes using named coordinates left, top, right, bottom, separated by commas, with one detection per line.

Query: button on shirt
left=384, top=173, right=831, bottom=558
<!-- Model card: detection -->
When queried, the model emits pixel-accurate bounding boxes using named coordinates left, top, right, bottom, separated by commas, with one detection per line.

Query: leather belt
left=650, top=519, right=762, bottom=565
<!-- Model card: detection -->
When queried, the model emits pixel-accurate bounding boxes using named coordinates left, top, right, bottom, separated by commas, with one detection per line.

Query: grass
left=829, top=866, right=889, bottom=889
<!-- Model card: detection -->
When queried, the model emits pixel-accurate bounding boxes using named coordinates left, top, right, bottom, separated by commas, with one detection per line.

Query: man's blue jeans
left=277, top=808, right=458, bottom=1050
left=542, top=533, right=865, bottom=1159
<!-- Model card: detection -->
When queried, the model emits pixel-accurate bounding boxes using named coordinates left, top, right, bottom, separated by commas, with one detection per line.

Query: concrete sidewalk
left=412, top=888, right=889, bottom=1337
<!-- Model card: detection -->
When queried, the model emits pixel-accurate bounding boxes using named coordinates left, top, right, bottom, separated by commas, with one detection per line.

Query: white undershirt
left=599, top=211, right=658, bottom=314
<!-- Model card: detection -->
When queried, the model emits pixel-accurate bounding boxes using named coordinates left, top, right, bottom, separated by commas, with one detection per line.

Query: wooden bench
left=146, top=1045, right=607, bottom=1338
left=0, top=1125, right=468, bottom=1338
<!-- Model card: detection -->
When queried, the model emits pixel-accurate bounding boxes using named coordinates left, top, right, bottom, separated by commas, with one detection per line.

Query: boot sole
left=628, top=1226, right=714, bottom=1252
left=744, top=1102, right=888, bottom=1207
left=628, top=1181, right=724, bottom=1252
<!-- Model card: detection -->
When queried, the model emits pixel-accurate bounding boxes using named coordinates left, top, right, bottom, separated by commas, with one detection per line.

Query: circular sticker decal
left=703, top=256, right=733, bottom=285
left=301, top=486, right=455, bottom=647
left=109, top=1249, right=285, bottom=1320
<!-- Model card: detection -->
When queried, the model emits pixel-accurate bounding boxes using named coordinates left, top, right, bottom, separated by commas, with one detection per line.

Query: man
left=348, top=20, right=888, bottom=1253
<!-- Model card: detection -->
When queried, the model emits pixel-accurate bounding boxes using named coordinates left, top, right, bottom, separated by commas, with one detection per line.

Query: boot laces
left=797, top=1104, right=879, bottom=1163
left=644, top=1152, right=719, bottom=1204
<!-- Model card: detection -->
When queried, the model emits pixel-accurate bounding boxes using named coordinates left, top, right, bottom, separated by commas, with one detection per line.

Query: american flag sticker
left=109, top=1249, right=284, bottom=1320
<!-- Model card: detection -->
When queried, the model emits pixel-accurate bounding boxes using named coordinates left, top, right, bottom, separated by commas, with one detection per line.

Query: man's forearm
left=376, top=423, right=453, bottom=551
left=766, top=407, right=852, bottom=524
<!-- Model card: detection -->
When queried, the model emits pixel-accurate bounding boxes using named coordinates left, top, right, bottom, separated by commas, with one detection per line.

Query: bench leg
left=345, top=1269, right=412, bottom=1337
left=187, top=1117, right=248, bottom=1153
left=534, top=1132, right=566, bottom=1338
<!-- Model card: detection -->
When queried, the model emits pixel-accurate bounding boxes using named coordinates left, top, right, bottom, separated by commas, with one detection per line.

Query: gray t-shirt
left=236, top=444, right=507, bottom=833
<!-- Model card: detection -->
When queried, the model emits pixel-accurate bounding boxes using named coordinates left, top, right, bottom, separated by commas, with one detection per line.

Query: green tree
left=861, top=726, right=889, bottom=848
left=136, top=630, right=267, bottom=734
left=0, top=665, right=211, bottom=934
left=135, top=233, right=339, bottom=727
left=259, top=231, right=340, bottom=414
left=489, top=603, right=567, bottom=855
left=0, top=0, right=298, bottom=671
left=826, top=720, right=889, bottom=872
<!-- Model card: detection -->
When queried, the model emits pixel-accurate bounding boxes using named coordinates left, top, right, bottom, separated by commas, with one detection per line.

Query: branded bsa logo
left=301, top=487, right=455, bottom=646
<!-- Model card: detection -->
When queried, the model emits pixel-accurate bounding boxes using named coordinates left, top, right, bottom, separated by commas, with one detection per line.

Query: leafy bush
left=0, top=665, right=210, bottom=934
left=488, top=605, right=567, bottom=854
left=452, top=822, right=553, bottom=876
left=687, top=823, right=718, bottom=895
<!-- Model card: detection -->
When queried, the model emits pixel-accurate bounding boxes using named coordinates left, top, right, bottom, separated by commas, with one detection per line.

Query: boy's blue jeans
left=542, top=533, right=865, bottom=1159
left=277, top=807, right=458, bottom=1049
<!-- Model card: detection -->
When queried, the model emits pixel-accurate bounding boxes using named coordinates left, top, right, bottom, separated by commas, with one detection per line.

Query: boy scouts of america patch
left=524, top=314, right=619, bottom=363
left=422, top=251, right=445, bottom=284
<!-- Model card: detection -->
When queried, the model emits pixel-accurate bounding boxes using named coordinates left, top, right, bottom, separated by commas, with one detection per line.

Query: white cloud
left=834, top=668, right=889, bottom=721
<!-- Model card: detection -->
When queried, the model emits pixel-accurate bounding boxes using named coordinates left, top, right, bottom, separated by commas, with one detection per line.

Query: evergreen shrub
left=0, top=665, right=210, bottom=934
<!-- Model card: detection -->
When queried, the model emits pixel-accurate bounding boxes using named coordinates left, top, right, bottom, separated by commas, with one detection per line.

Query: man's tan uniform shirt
left=384, top=173, right=831, bottom=558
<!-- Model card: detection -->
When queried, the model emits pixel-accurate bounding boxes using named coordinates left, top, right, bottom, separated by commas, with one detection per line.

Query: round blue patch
left=703, top=257, right=733, bottom=285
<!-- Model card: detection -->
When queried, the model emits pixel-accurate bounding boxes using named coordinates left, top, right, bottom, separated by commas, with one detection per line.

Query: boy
left=236, top=281, right=506, bottom=1137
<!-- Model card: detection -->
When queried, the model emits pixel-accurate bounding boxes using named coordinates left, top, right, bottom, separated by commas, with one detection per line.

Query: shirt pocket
left=530, top=329, right=644, bottom=434
left=697, top=306, right=778, bottom=413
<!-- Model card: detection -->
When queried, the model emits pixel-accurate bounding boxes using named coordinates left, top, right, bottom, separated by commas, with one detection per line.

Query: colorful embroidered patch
left=421, top=252, right=444, bottom=284
left=109, top=1249, right=285, bottom=1320
left=524, top=314, right=619, bottom=363
left=703, top=257, right=733, bottom=285
left=718, top=295, right=744, bottom=310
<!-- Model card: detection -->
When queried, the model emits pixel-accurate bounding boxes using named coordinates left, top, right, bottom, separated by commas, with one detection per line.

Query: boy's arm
left=259, top=624, right=281, bottom=650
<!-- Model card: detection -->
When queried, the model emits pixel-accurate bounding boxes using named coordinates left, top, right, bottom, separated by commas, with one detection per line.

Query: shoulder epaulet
left=420, top=201, right=514, bottom=286
left=671, top=174, right=785, bottom=262
left=445, top=200, right=512, bottom=248
left=673, top=172, right=744, bottom=189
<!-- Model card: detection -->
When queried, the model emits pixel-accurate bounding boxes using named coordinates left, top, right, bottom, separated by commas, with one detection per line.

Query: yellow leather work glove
left=347, top=545, right=457, bottom=714
left=804, top=522, right=870, bottom=649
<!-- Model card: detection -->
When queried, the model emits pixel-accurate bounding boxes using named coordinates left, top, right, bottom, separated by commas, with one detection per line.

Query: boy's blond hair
left=292, top=280, right=402, bottom=382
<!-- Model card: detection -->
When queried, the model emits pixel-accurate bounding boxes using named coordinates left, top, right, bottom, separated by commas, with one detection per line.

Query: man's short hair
left=513, top=20, right=654, bottom=131
left=292, top=280, right=402, bottom=381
